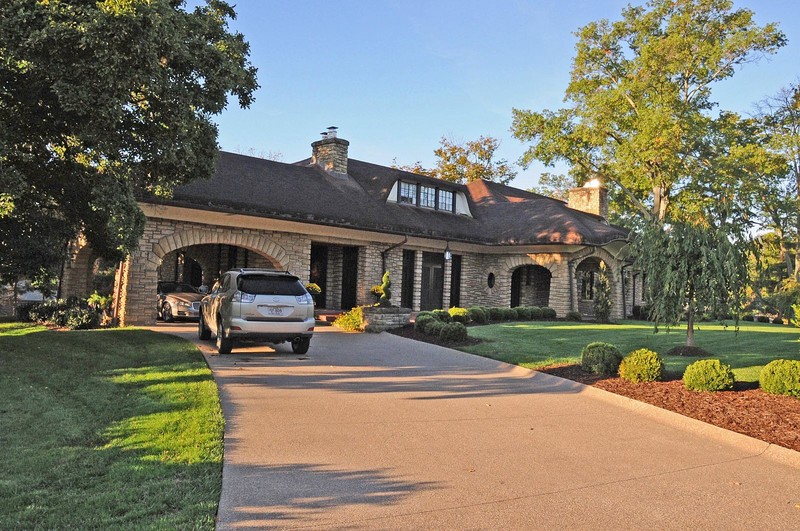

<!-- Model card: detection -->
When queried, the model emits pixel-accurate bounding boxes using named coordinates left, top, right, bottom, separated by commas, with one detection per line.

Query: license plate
left=260, top=305, right=284, bottom=316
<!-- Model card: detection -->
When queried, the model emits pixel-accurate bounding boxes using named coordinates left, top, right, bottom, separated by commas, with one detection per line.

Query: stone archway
left=510, top=265, right=552, bottom=308
left=61, top=237, right=95, bottom=299
left=575, top=256, right=612, bottom=317
left=115, top=224, right=293, bottom=326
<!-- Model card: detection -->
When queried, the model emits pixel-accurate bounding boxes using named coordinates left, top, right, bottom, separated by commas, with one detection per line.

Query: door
left=401, top=249, right=415, bottom=309
left=449, top=255, right=462, bottom=308
left=341, top=246, right=359, bottom=310
left=511, top=267, right=522, bottom=307
left=310, top=244, right=328, bottom=309
left=420, top=252, right=444, bottom=311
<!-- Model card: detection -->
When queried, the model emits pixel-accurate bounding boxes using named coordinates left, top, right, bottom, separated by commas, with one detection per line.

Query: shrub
left=515, top=306, right=531, bottom=320
left=756, top=315, right=771, bottom=323
left=305, top=283, right=322, bottom=296
left=416, top=311, right=436, bottom=321
left=333, top=306, right=364, bottom=331
left=369, top=284, right=383, bottom=301
left=425, top=320, right=445, bottom=336
left=741, top=314, right=754, bottom=322
left=565, top=311, right=582, bottom=322
left=619, top=349, right=663, bottom=383
left=759, top=359, right=800, bottom=397
left=439, top=322, right=468, bottom=342
left=415, top=314, right=437, bottom=333
left=448, top=307, right=470, bottom=324
left=502, top=308, right=518, bottom=321
left=468, top=307, right=488, bottom=324
left=632, top=305, right=651, bottom=320
left=65, top=306, right=100, bottom=330
left=488, top=307, right=504, bottom=321
left=683, top=359, right=735, bottom=392
left=541, top=307, right=557, bottom=320
left=772, top=316, right=785, bottom=325
left=528, top=306, right=543, bottom=320
left=580, top=342, right=623, bottom=376
left=432, top=309, right=453, bottom=323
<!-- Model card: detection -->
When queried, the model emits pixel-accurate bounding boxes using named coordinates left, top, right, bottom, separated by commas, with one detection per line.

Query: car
left=157, top=281, right=204, bottom=322
left=198, top=268, right=315, bottom=354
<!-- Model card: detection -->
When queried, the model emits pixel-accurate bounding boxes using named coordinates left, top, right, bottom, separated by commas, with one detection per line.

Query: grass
left=460, top=320, right=800, bottom=382
left=0, top=322, right=223, bottom=530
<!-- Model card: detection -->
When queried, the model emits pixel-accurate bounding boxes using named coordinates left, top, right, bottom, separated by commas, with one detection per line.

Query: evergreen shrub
left=772, top=317, right=785, bottom=325
left=515, top=306, right=531, bottom=320
left=415, top=314, right=436, bottom=333
left=759, top=359, right=800, bottom=397
left=488, top=307, right=504, bottom=321
left=756, top=315, right=771, bottom=323
left=618, top=349, right=663, bottom=383
left=432, top=309, right=452, bottom=323
left=468, top=307, right=488, bottom=324
left=502, top=308, right=518, bottom=321
left=565, top=311, right=582, bottom=322
left=683, top=359, right=735, bottom=392
left=741, top=315, right=754, bottom=322
left=425, top=320, right=445, bottom=336
left=528, top=306, right=543, bottom=320
left=439, top=322, right=468, bottom=342
left=541, top=307, right=557, bottom=320
left=580, top=342, right=623, bottom=376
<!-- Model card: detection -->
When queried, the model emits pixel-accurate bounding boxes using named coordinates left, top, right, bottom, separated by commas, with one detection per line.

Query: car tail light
left=232, top=291, right=256, bottom=303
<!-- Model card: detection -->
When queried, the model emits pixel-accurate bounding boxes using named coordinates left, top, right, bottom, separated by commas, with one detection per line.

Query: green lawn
left=0, top=322, right=223, bottom=530
left=460, top=320, right=800, bottom=382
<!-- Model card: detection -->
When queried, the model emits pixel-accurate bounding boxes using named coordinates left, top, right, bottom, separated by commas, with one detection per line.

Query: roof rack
left=234, top=268, right=293, bottom=275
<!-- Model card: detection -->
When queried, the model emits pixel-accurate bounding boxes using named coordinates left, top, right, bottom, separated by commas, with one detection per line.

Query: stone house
left=61, top=130, right=640, bottom=326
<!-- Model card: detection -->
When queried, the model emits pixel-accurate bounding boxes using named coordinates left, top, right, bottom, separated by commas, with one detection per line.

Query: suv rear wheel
left=216, top=320, right=232, bottom=354
left=291, top=337, right=310, bottom=354
left=198, top=312, right=211, bottom=340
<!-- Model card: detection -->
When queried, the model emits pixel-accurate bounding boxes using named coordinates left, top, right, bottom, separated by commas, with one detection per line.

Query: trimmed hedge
left=741, top=315, right=754, bottom=322
left=501, top=308, right=518, bottom=321
left=683, top=359, right=735, bottom=392
left=439, top=322, right=468, bottom=342
left=618, top=349, right=663, bottom=383
left=425, top=320, right=446, bottom=336
left=415, top=314, right=437, bottom=333
left=565, top=311, right=582, bottom=322
left=580, top=342, right=623, bottom=376
left=431, top=309, right=452, bottom=323
left=515, top=306, right=531, bottom=320
left=528, top=306, right=543, bottom=320
left=773, top=316, right=785, bottom=325
left=759, top=359, right=800, bottom=397
left=756, top=315, right=771, bottom=323
left=468, top=307, right=488, bottom=324
left=488, top=307, right=504, bottom=321
left=541, top=307, right=557, bottom=320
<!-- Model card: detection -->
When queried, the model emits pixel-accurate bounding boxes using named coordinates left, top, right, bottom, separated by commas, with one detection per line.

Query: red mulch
left=388, top=326, right=800, bottom=453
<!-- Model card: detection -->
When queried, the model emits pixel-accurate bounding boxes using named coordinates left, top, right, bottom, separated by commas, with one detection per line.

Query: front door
left=510, top=267, right=522, bottom=307
left=420, top=252, right=444, bottom=311
left=310, top=244, right=328, bottom=309
left=341, top=246, right=359, bottom=310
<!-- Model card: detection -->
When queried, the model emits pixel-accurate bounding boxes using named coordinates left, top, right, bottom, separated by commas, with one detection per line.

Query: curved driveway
left=155, top=324, right=800, bottom=529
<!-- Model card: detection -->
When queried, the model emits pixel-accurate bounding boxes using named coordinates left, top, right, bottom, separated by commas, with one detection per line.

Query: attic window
left=399, top=181, right=417, bottom=205
left=438, top=190, right=454, bottom=212
left=420, top=185, right=436, bottom=208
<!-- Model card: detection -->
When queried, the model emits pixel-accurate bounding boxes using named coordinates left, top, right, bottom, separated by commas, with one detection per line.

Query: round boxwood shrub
left=515, top=306, right=531, bottom=320
left=502, top=308, right=518, bottom=321
left=415, top=314, right=437, bottom=333
left=741, top=314, right=754, bottom=322
left=756, top=315, right=771, bottom=323
left=541, top=307, right=557, bottom=320
left=580, top=342, right=623, bottom=376
left=565, top=311, right=582, bottom=322
left=468, top=307, right=487, bottom=324
left=618, top=349, right=663, bottom=383
left=448, top=307, right=470, bottom=324
left=439, top=321, right=468, bottom=342
left=683, top=359, right=735, bottom=392
left=759, top=359, right=800, bottom=398
left=416, top=311, right=436, bottom=321
left=424, top=320, right=446, bottom=336
left=431, top=309, right=452, bottom=323
left=772, top=316, right=785, bottom=325
left=488, top=307, right=504, bottom=321
left=528, top=306, right=543, bottom=320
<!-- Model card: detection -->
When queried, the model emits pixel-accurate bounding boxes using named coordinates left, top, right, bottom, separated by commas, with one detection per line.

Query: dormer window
left=420, top=185, right=436, bottom=208
left=399, top=181, right=417, bottom=205
left=438, top=190, right=454, bottom=212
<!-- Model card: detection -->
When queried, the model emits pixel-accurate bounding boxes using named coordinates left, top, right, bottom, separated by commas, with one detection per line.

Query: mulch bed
left=388, top=326, right=800, bottom=453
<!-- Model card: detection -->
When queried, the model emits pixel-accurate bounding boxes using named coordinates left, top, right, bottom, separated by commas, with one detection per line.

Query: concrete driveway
left=154, top=323, right=800, bottom=529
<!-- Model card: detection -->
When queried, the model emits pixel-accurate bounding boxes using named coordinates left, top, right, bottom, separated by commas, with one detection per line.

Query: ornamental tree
left=0, top=0, right=258, bottom=286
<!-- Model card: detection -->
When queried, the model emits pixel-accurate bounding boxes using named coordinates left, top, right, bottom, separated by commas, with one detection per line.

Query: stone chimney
left=311, top=126, right=349, bottom=174
left=568, top=178, right=608, bottom=218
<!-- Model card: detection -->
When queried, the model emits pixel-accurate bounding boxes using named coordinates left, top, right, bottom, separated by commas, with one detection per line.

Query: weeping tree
left=634, top=221, right=749, bottom=346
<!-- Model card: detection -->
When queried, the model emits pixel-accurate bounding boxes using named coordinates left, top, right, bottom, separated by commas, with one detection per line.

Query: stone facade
left=361, top=306, right=413, bottom=333
left=311, top=136, right=349, bottom=174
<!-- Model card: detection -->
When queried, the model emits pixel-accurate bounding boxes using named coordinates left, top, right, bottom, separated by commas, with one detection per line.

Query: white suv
left=199, top=269, right=315, bottom=354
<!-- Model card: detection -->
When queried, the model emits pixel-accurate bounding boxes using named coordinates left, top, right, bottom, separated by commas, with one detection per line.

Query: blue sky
left=210, top=0, right=799, bottom=190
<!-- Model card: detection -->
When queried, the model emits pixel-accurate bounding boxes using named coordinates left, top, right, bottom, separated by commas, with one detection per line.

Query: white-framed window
left=438, top=190, right=454, bottom=212
left=399, top=181, right=417, bottom=205
left=420, top=185, right=436, bottom=208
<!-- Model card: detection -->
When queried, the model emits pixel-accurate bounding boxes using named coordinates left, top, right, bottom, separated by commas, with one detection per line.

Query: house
left=60, top=129, right=639, bottom=326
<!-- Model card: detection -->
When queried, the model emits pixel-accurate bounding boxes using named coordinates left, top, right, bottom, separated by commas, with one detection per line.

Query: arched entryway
left=510, top=265, right=552, bottom=308
left=575, top=257, right=610, bottom=317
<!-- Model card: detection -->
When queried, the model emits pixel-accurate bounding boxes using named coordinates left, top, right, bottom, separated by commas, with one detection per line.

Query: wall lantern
left=444, top=241, right=452, bottom=262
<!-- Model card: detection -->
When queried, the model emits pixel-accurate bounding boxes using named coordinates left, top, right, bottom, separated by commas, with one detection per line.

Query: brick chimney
left=568, top=178, right=608, bottom=218
left=311, top=126, right=349, bottom=174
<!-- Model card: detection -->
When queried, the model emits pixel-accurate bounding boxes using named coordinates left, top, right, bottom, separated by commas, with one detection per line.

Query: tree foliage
left=0, top=0, right=258, bottom=285
left=528, top=173, right=576, bottom=201
left=393, top=135, right=517, bottom=184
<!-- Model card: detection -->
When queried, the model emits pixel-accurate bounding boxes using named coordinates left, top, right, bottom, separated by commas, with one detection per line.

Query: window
left=238, top=275, right=306, bottom=296
left=420, top=185, right=436, bottom=208
left=399, top=182, right=417, bottom=204
left=438, top=190, right=454, bottom=212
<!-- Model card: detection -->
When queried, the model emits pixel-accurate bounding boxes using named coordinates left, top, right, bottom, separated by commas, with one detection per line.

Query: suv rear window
left=237, top=275, right=306, bottom=296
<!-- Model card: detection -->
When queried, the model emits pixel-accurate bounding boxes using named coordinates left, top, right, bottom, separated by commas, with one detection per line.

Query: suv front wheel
left=291, top=337, right=311, bottom=354
left=216, top=320, right=233, bottom=354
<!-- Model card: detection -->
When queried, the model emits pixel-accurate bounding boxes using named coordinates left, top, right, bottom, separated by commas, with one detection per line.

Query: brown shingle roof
left=145, top=151, right=628, bottom=247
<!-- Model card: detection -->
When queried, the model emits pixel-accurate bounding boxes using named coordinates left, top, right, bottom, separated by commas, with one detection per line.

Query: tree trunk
left=653, top=185, right=669, bottom=222
left=686, top=306, right=695, bottom=347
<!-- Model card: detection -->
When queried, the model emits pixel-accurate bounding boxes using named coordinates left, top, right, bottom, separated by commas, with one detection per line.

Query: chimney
left=311, top=126, right=349, bottom=174
left=568, top=178, right=608, bottom=218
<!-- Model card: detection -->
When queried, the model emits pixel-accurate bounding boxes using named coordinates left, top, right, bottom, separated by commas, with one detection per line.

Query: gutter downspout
left=380, top=236, right=408, bottom=275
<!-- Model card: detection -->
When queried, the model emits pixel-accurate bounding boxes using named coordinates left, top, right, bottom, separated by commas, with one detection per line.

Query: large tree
left=0, top=0, right=258, bottom=286
left=510, top=0, right=785, bottom=343
left=393, top=135, right=517, bottom=184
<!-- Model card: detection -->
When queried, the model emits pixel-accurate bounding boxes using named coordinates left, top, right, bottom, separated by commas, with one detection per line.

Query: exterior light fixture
left=444, top=241, right=452, bottom=262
